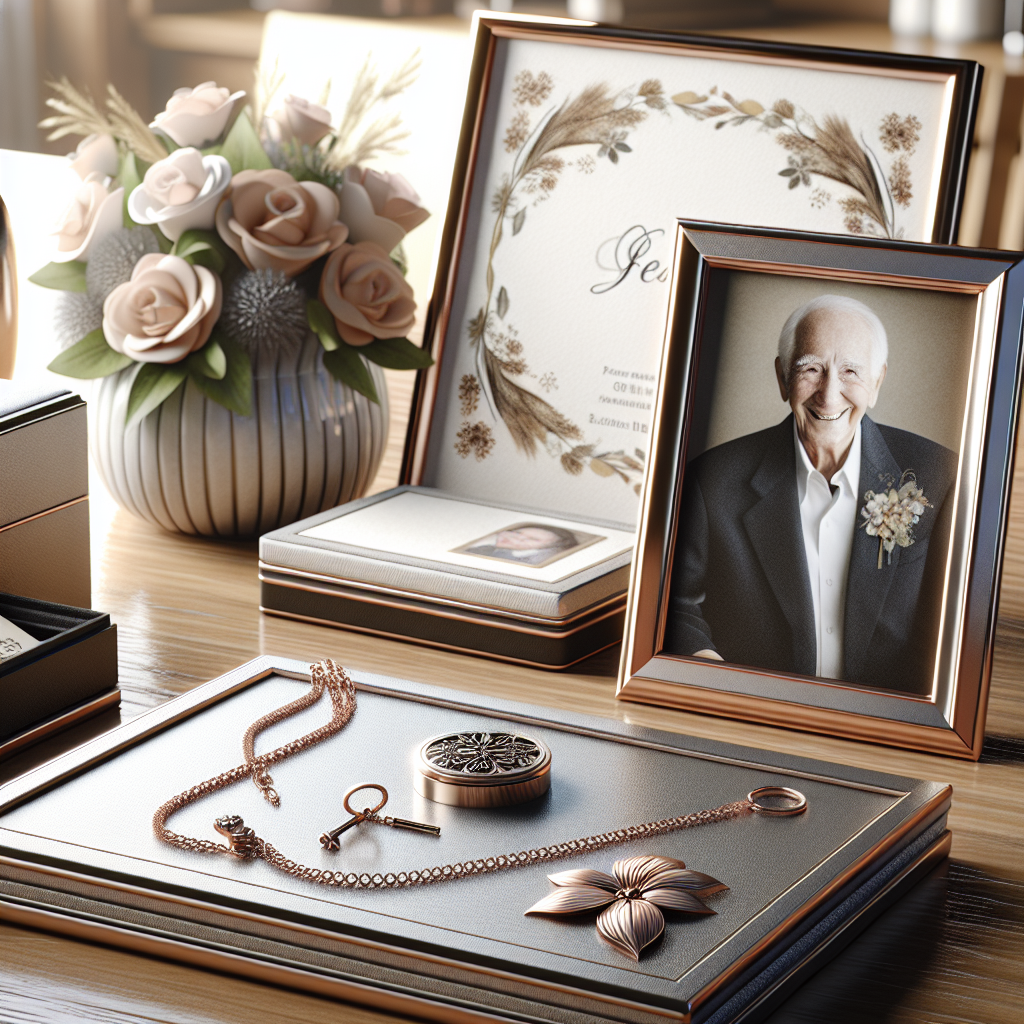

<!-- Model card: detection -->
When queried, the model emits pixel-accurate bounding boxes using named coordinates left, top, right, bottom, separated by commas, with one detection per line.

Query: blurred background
left=2, top=0, right=1023, bottom=241
left=4, top=0, right=1024, bottom=387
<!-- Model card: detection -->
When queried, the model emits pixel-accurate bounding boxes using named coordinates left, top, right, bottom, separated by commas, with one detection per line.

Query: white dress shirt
left=793, top=421, right=862, bottom=679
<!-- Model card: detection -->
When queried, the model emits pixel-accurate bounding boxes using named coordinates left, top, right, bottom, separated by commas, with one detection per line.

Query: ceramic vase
left=89, top=335, right=388, bottom=537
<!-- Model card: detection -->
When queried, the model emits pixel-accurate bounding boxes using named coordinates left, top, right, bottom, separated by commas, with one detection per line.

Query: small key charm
left=319, top=811, right=366, bottom=850
left=320, top=783, right=440, bottom=851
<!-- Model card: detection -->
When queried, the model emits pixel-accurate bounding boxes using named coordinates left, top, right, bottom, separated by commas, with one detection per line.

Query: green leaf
left=306, top=298, right=340, bottom=351
left=29, top=261, right=87, bottom=292
left=323, top=344, right=379, bottom=403
left=496, top=285, right=509, bottom=319
left=154, top=227, right=174, bottom=254
left=188, top=333, right=253, bottom=416
left=390, top=242, right=408, bottom=277
left=359, top=336, right=433, bottom=371
left=608, top=148, right=619, bottom=164
left=172, top=228, right=227, bottom=273
left=614, top=142, right=632, bottom=152
left=213, top=110, right=272, bottom=174
left=119, top=151, right=147, bottom=226
left=512, top=208, right=526, bottom=235
left=126, top=362, right=188, bottom=425
left=47, top=329, right=133, bottom=378
left=188, top=337, right=227, bottom=379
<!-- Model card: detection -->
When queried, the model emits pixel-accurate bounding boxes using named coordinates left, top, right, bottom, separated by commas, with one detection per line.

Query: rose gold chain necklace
left=153, top=659, right=804, bottom=890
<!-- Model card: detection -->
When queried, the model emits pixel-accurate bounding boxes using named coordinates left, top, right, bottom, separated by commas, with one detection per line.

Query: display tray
left=0, top=657, right=951, bottom=1024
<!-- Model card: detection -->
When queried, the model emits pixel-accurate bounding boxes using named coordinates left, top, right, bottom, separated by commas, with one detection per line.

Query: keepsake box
left=0, top=657, right=952, bottom=1023
left=0, top=381, right=90, bottom=609
left=260, top=487, right=635, bottom=666
left=0, top=592, right=118, bottom=753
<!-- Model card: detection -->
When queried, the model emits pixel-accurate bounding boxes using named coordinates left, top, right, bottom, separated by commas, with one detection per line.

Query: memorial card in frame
left=407, top=14, right=979, bottom=529
left=618, top=222, right=1024, bottom=759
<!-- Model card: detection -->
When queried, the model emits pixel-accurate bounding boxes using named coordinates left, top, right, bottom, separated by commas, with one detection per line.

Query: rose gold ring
left=343, top=783, right=388, bottom=816
left=748, top=786, right=807, bottom=816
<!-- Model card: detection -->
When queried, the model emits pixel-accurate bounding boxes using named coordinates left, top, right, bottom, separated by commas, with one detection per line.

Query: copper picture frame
left=618, top=223, right=1023, bottom=760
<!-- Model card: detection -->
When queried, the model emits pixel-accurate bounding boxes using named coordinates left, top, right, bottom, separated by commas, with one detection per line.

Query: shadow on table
left=766, top=859, right=1024, bottom=1023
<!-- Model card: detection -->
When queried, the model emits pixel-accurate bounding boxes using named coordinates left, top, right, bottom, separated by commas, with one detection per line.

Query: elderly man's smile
left=775, top=304, right=888, bottom=478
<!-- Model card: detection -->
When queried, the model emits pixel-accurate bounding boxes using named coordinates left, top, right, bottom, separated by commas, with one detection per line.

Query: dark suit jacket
left=664, top=415, right=956, bottom=693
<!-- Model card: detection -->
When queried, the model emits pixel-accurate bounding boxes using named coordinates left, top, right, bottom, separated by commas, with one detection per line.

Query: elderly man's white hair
left=778, top=294, right=888, bottom=380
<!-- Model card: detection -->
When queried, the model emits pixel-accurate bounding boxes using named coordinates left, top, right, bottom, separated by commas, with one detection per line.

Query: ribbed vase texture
left=89, top=335, right=388, bottom=537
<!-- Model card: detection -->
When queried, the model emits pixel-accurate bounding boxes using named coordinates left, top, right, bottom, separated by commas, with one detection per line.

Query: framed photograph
left=405, top=13, right=980, bottom=529
left=618, top=222, right=1023, bottom=759
left=453, top=520, right=605, bottom=567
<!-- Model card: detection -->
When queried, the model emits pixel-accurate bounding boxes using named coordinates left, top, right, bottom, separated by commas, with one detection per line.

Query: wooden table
left=3, top=100, right=1024, bottom=1024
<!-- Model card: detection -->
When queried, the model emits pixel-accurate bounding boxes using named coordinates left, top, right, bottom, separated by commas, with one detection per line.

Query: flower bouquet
left=32, top=68, right=432, bottom=426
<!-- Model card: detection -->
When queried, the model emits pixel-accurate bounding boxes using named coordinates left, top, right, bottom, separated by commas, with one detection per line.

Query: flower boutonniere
left=859, top=470, right=930, bottom=569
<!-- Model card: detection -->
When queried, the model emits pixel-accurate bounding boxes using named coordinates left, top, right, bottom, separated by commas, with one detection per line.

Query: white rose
left=268, top=94, right=333, bottom=146
left=337, top=165, right=429, bottom=253
left=128, top=148, right=232, bottom=242
left=53, top=172, right=124, bottom=263
left=103, top=253, right=222, bottom=364
left=150, top=81, right=246, bottom=148
left=70, top=134, right=119, bottom=180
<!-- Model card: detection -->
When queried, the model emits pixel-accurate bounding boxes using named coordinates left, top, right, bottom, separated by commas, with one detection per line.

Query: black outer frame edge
left=400, top=15, right=981, bottom=483
left=961, top=252, right=1024, bottom=751
left=675, top=219, right=1022, bottom=264
left=936, top=59, right=982, bottom=245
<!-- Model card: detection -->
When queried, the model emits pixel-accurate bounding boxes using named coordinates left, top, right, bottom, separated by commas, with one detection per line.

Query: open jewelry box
left=0, top=656, right=952, bottom=1023
left=258, top=13, right=980, bottom=668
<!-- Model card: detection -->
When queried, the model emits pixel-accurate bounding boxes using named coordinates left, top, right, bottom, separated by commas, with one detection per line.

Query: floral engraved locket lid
left=415, top=731, right=552, bottom=807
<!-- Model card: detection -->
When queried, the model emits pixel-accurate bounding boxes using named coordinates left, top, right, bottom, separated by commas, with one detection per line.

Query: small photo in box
left=453, top=522, right=605, bottom=568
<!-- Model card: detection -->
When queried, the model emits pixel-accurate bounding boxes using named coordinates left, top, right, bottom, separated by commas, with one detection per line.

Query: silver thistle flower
left=54, top=291, right=103, bottom=350
left=85, top=226, right=160, bottom=302
left=220, top=269, right=309, bottom=353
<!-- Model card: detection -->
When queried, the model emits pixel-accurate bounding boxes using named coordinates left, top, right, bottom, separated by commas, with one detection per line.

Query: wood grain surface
left=3, top=21, right=1024, bottom=1022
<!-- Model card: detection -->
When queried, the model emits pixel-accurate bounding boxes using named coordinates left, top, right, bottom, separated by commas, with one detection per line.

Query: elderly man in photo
left=665, top=294, right=957, bottom=693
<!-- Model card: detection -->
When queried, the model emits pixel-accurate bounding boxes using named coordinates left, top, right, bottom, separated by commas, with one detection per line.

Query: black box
left=0, top=592, right=117, bottom=744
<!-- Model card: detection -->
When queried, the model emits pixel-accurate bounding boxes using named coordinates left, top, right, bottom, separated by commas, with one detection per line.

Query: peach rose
left=128, top=148, right=232, bottom=242
left=269, top=94, right=333, bottom=146
left=70, top=133, right=119, bottom=180
left=53, top=172, right=124, bottom=263
left=150, top=81, right=245, bottom=148
left=215, top=168, right=348, bottom=277
left=338, top=165, right=429, bottom=253
left=319, top=241, right=416, bottom=346
left=103, top=253, right=222, bottom=364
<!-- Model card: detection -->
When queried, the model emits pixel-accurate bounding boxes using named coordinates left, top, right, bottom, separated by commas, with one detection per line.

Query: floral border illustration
left=455, top=70, right=923, bottom=488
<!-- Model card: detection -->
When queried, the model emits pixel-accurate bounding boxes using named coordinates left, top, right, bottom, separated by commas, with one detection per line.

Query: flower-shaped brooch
left=859, top=469, right=930, bottom=569
left=524, top=855, right=727, bottom=960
